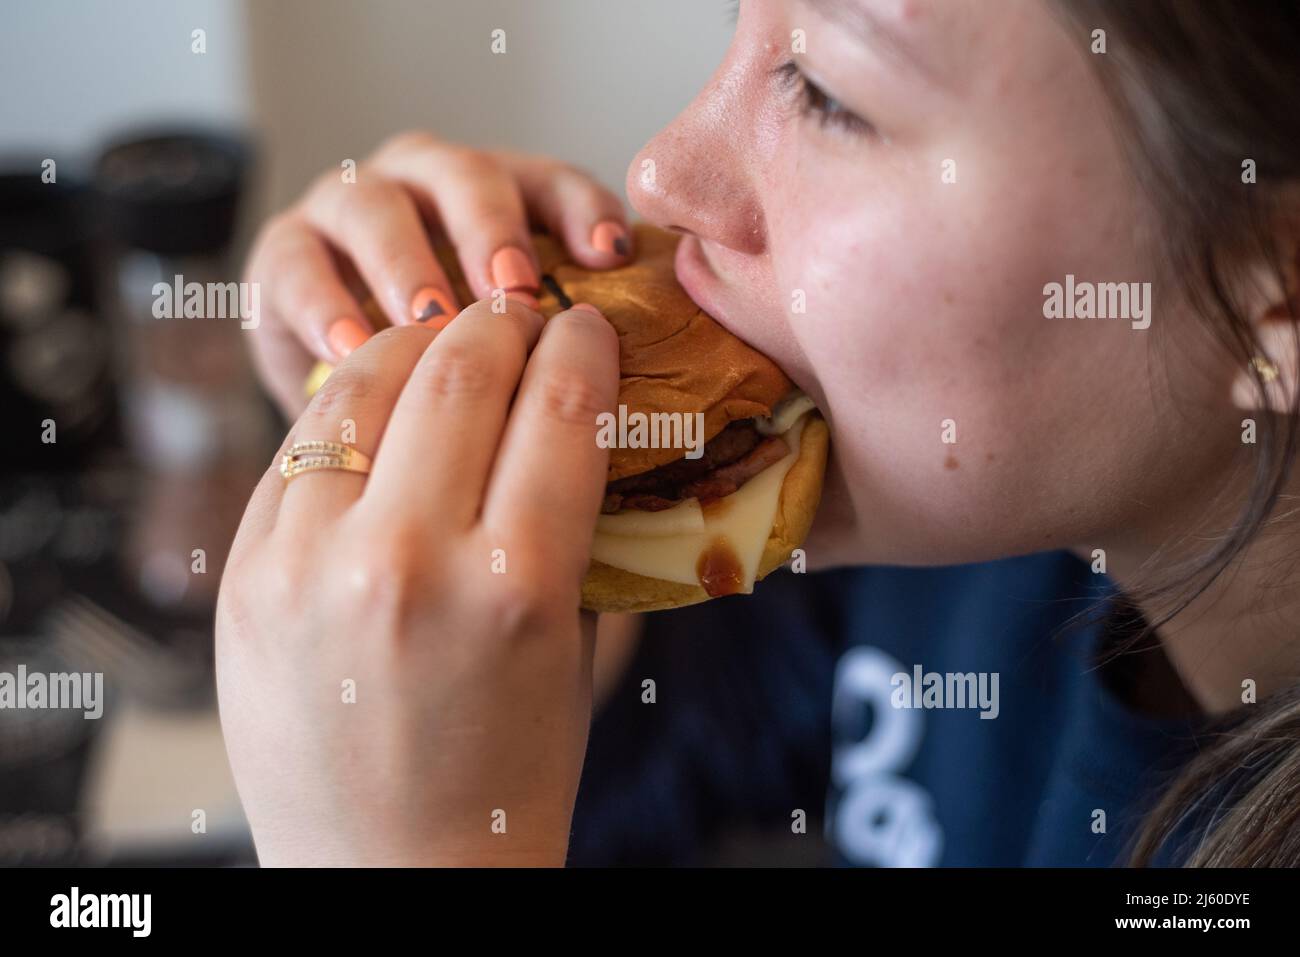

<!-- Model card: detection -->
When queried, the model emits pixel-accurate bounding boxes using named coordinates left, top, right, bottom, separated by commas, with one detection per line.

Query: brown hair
left=1052, top=1, right=1300, bottom=865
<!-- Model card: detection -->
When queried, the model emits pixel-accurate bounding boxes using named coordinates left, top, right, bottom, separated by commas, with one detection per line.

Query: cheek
left=772, top=177, right=1034, bottom=427
left=767, top=159, right=1166, bottom=560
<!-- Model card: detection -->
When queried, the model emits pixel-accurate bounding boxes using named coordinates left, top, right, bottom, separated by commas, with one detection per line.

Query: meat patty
left=602, top=420, right=789, bottom=513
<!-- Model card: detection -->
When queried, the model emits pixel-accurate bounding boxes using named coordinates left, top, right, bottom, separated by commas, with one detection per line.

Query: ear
left=1229, top=314, right=1300, bottom=413
left=1229, top=247, right=1300, bottom=414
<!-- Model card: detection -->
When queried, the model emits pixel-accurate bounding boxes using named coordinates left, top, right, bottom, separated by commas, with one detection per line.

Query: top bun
left=429, top=224, right=794, bottom=481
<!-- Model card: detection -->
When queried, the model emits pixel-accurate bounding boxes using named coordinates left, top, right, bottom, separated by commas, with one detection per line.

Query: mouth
left=674, top=232, right=821, bottom=411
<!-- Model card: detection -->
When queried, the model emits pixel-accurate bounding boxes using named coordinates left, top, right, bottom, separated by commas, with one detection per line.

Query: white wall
left=0, top=0, right=250, bottom=172
left=1, top=0, right=733, bottom=218
left=244, top=0, right=734, bottom=214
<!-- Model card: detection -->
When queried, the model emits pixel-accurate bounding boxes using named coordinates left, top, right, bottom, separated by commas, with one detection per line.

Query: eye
left=773, top=61, right=875, bottom=139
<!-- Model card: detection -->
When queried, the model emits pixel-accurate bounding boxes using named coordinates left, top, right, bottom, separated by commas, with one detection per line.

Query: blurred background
left=1, top=0, right=829, bottom=866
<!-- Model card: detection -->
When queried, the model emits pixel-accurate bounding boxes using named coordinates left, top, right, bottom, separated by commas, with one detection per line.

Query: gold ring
left=1251, top=356, right=1281, bottom=384
left=280, top=441, right=373, bottom=482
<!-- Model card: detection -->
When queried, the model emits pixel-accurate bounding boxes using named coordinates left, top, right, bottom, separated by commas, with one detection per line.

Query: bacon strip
left=600, top=423, right=789, bottom=513
left=681, top=436, right=788, bottom=503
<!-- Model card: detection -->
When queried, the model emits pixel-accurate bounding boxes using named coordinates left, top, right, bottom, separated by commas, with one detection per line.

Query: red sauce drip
left=700, top=497, right=732, bottom=519
left=697, top=538, right=744, bottom=598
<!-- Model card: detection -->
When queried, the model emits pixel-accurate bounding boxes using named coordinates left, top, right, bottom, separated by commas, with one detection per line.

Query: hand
left=243, top=132, right=633, bottom=415
left=215, top=296, right=620, bottom=866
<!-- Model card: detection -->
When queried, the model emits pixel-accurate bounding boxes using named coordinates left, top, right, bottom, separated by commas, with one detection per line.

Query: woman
left=218, top=0, right=1300, bottom=866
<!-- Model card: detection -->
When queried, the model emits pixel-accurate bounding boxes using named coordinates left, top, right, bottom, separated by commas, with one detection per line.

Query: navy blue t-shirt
left=569, top=551, right=1206, bottom=866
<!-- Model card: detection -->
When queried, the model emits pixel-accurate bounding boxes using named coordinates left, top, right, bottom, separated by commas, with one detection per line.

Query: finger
left=247, top=213, right=373, bottom=368
left=275, top=325, right=438, bottom=531
left=362, top=298, right=546, bottom=531
left=500, top=153, right=633, bottom=269
left=482, top=305, right=620, bottom=581
left=247, top=313, right=315, bottom=420
left=228, top=436, right=304, bottom=554
left=301, top=175, right=460, bottom=330
left=371, top=145, right=540, bottom=306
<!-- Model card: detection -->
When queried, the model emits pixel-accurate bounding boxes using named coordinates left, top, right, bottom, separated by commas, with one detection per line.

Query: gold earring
left=1250, top=356, right=1281, bottom=384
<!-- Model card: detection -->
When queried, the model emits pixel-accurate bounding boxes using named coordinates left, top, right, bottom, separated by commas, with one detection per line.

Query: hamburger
left=305, top=224, right=829, bottom=613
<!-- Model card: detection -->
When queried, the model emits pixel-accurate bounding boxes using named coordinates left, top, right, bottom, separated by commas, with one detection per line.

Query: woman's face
left=627, top=0, right=1240, bottom=566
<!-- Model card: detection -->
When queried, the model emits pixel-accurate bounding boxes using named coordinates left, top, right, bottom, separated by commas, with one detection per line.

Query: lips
left=674, top=233, right=735, bottom=334
left=674, top=231, right=820, bottom=412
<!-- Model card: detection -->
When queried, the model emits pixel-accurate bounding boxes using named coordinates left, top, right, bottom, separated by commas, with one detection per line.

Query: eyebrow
left=799, top=0, right=935, bottom=78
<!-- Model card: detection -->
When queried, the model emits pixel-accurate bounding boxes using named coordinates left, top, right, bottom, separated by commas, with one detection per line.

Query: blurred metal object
left=0, top=634, right=98, bottom=865
left=0, top=562, right=12, bottom=625
left=93, top=128, right=270, bottom=615
left=45, top=593, right=208, bottom=709
left=0, top=129, right=262, bottom=867
left=0, top=166, right=120, bottom=470
left=95, top=130, right=248, bottom=258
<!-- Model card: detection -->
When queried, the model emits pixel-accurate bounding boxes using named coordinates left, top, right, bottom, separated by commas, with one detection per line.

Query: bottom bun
left=580, top=415, right=830, bottom=613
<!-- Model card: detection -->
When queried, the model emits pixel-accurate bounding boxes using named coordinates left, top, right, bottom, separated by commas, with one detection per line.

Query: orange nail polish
left=591, top=221, right=629, bottom=257
left=326, top=318, right=368, bottom=358
left=490, top=246, right=539, bottom=297
left=411, top=286, right=456, bottom=328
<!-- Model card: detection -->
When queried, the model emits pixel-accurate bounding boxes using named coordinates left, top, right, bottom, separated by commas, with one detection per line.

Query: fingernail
left=591, top=221, right=629, bottom=257
left=490, top=246, right=539, bottom=298
left=506, top=290, right=540, bottom=310
left=410, top=286, right=456, bottom=328
left=571, top=302, right=602, bottom=316
left=326, top=318, right=369, bottom=358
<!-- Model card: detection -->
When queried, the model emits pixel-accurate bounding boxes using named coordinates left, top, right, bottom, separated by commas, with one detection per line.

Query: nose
left=626, top=54, right=767, bottom=255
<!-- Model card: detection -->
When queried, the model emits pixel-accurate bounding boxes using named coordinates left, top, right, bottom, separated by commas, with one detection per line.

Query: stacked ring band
left=280, top=441, right=373, bottom=482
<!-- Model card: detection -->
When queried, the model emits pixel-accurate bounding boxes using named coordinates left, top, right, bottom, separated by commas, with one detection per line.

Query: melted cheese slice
left=591, top=414, right=808, bottom=591
left=756, top=392, right=818, bottom=436
left=595, top=497, right=704, bottom=537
